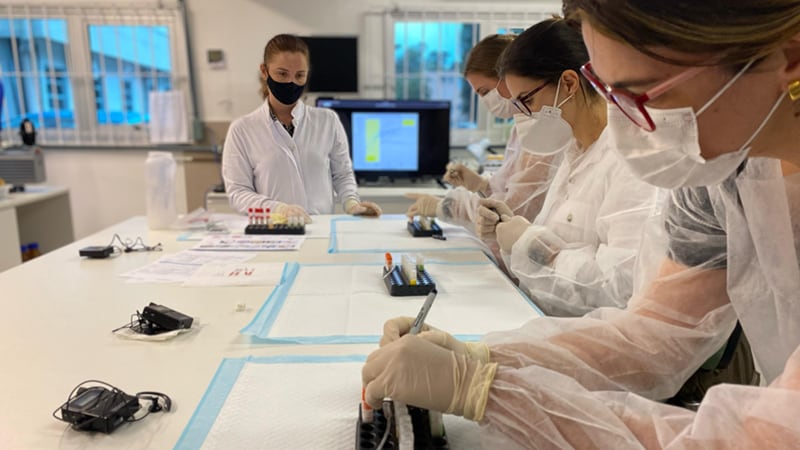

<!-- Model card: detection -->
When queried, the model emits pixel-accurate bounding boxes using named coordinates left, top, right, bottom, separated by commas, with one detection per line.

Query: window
left=0, top=18, right=74, bottom=131
left=394, top=22, right=478, bottom=129
left=89, top=24, right=172, bottom=126
left=0, top=3, right=191, bottom=146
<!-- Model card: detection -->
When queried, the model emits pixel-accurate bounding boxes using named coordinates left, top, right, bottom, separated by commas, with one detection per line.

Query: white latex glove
left=475, top=198, right=514, bottom=240
left=362, top=335, right=497, bottom=421
left=520, top=224, right=565, bottom=266
left=380, top=316, right=490, bottom=363
left=496, top=214, right=530, bottom=253
left=345, top=199, right=382, bottom=217
left=444, top=162, right=488, bottom=194
left=275, top=203, right=312, bottom=224
left=405, top=193, right=441, bottom=218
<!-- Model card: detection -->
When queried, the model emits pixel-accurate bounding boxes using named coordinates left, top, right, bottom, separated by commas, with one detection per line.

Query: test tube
left=401, top=254, right=417, bottom=286
left=255, top=208, right=263, bottom=225
left=266, top=208, right=272, bottom=228
left=248, top=207, right=254, bottom=225
left=361, top=388, right=374, bottom=423
left=416, top=254, right=425, bottom=279
left=385, top=252, right=393, bottom=272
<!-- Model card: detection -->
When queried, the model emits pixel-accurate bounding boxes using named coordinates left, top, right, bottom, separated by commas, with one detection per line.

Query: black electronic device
left=407, top=218, right=443, bottom=238
left=356, top=403, right=449, bottom=450
left=245, top=223, right=305, bottom=235
left=79, top=245, right=115, bottom=259
left=20, top=119, right=36, bottom=145
left=383, top=265, right=435, bottom=297
left=316, top=99, right=451, bottom=181
left=58, top=386, right=140, bottom=433
left=141, top=303, right=193, bottom=332
left=301, top=36, right=358, bottom=92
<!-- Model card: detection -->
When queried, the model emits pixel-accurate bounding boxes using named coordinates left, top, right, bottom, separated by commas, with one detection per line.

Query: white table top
left=0, top=214, right=513, bottom=449
left=0, top=185, right=69, bottom=211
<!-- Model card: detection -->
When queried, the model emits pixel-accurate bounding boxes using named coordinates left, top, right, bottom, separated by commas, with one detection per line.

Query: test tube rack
left=356, top=404, right=449, bottom=450
left=382, top=264, right=435, bottom=297
left=244, top=224, right=306, bottom=235
left=407, top=218, right=443, bottom=238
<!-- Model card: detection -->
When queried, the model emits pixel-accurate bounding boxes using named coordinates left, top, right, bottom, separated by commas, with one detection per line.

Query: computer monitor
left=317, top=99, right=451, bottom=180
left=301, top=37, right=358, bottom=93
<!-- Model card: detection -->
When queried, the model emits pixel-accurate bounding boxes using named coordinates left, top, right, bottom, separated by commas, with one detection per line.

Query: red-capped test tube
left=361, top=387, right=374, bottom=423
left=248, top=207, right=254, bottom=225
left=384, top=252, right=393, bottom=272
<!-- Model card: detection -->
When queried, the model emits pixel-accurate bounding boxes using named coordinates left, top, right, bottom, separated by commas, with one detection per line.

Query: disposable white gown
left=506, top=129, right=662, bottom=317
left=438, top=118, right=562, bottom=228
left=476, top=158, right=800, bottom=449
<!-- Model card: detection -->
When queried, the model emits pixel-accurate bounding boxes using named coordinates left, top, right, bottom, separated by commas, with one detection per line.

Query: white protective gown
left=438, top=115, right=562, bottom=227
left=506, top=129, right=663, bottom=317
left=222, top=100, right=359, bottom=214
left=477, top=158, right=800, bottom=449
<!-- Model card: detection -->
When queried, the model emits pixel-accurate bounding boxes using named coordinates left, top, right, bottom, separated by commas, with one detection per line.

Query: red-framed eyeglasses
left=580, top=62, right=707, bottom=131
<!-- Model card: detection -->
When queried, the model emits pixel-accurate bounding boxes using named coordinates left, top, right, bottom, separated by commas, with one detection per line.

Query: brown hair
left=463, top=34, right=515, bottom=78
left=564, top=0, right=800, bottom=67
left=498, top=18, right=598, bottom=102
left=260, top=34, right=310, bottom=99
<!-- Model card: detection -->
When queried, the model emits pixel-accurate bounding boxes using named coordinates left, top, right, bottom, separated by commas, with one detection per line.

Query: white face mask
left=481, top=85, right=516, bottom=119
left=517, top=78, right=575, bottom=156
left=609, top=60, right=787, bottom=189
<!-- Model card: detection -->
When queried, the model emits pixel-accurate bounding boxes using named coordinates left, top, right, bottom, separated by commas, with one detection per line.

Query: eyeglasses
left=510, top=82, right=549, bottom=116
left=580, top=62, right=707, bottom=131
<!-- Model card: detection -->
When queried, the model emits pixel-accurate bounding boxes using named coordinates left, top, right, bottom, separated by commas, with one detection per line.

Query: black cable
left=377, top=400, right=394, bottom=450
left=106, top=234, right=162, bottom=254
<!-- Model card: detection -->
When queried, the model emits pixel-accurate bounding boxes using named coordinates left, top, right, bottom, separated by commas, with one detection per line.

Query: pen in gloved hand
left=409, top=289, right=438, bottom=335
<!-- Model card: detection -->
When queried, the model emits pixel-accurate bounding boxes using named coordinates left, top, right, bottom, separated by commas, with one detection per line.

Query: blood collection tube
left=361, top=388, right=374, bottom=423
left=385, top=252, right=393, bottom=272
left=266, top=208, right=272, bottom=228
left=248, top=207, right=254, bottom=225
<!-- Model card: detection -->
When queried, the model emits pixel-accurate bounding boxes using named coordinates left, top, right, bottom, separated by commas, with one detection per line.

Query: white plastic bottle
left=144, top=151, right=178, bottom=229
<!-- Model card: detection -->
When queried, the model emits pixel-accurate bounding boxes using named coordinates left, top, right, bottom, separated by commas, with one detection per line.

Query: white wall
left=5, top=0, right=561, bottom=240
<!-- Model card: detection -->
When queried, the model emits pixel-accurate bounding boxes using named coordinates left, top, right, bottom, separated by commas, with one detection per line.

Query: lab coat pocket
left=546, top=200, right=598, bottom=245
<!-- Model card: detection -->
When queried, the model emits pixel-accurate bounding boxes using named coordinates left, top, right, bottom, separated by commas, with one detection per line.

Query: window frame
left=0, top=3, right=194, bottom=146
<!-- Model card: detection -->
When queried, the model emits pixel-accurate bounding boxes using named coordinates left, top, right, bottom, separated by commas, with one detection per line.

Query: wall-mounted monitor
left=317, top=98, right=451, bottom=181
left=300, top=36, right=358, bottom=93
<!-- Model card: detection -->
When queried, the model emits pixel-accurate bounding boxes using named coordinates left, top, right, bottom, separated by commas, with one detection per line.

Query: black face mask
left=267, top=75, right=305, bottom=105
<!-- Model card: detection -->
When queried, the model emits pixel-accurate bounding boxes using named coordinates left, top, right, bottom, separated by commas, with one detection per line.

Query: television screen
left=301, top=36, right=358, bottom=93
left=317, top=99, right=451, bottom=180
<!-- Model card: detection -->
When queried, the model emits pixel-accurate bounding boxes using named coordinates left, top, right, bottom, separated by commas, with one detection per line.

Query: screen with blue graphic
left=317, top=99, right=450, bottom=179
left=352, top=112, right=419, bottom=171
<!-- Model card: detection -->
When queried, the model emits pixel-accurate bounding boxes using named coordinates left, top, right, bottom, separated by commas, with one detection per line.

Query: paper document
left=183, top=262, right=285, bottom=287
left=193, top=234, right=304, bottom=252
left=120, top=251, right=255, bottom=283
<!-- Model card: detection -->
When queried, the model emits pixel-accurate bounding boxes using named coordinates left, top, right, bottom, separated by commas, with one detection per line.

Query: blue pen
left=409, top=289, right=438, bottom=335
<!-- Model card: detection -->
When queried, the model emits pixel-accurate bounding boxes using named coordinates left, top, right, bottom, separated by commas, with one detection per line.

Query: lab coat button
left=566, top=213, right=573, bottom=223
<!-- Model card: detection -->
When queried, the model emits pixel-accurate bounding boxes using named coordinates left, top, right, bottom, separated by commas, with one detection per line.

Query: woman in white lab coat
left=222, top=34, right=381, bottom=221
left=406, top=34, right=561, bottom=228
left=476, top=19, right=661, bottom=318
left=364, top=2, right=800, bottom=448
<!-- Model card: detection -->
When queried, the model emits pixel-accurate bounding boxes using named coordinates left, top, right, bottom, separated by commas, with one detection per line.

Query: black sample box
left=245, top=224, right=305, bottom=235
left=355, top=403, right=449, bottom=450
left=383, top=264, right=435, bottom=296
left=407, top=218, right=443, bottom=238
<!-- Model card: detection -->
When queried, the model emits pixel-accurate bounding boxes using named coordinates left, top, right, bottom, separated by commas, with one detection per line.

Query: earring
left=789, top=80, right=800, bottom=101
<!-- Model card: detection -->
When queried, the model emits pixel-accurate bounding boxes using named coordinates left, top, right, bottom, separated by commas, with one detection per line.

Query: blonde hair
left=260, top=34, right=310, bottom=99
left=564, top=0, right=800, bottom=67
left=463, top=34, right=515, bottom=78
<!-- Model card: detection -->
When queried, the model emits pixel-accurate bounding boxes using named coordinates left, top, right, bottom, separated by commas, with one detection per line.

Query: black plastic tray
left=407, top=219, right=443, bottom=238
left=355, top=404, right=449, bottom=450
left=383, top=265, right=435, bottom=296
left=244, top=224, right=305, bottom=235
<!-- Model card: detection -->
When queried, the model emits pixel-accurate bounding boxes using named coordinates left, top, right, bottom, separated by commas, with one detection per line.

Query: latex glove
left=475, top=198, right=514, bottom=240
left=443, top=162, right=489, bottom=194
left=362, top=335, right=498, bottom=421
left=521, top=224, right=564, bottom=266
left=380, top=317, right=490, bottom=364
left=275, top=203, right=312, bottom=224
left=495, top=215, right=530, bottom=253
left=405, top=194, right=441, bottom=218
left=345, top=199, right=382, bottom=217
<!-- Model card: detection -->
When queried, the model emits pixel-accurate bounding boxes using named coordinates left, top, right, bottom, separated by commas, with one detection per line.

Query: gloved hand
left=362, top=335, right=498, bottom=421
left=475, top=198, right=514, bottom=240
left=345, top=199, right=382, bottom=217
left=380, top=316, right=490, bottom=364
left=275, top=203, right=312, bottom=224
left=405, top=194, right=441, bottom=218
left=496, top=215, right=531, bottom=253
left=443, top=163, right=489, bottom=194
left=519, top=224, right=565, bottom=266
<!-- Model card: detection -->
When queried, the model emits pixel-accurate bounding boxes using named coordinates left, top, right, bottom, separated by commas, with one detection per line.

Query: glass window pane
left=393, top=22, right=478, bottom=129
left=89, top=24, right=171, bottom=125
left=0, top=18, right=74, bottom=130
